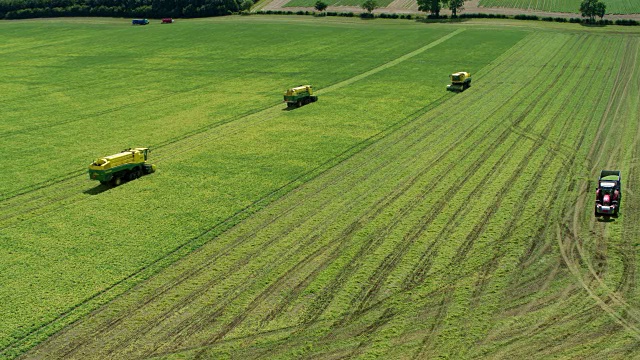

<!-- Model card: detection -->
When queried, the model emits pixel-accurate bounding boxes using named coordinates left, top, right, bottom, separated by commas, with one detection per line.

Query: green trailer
left=89, top=147, right=156, bottom=186
left=447, top=72, right=472, bottom=92
left=284, top=85, right=318, bottom=108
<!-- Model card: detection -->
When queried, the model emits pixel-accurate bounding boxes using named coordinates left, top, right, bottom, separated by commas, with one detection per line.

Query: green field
left=1, top=16, right=640, bottom=359
left=283, top=0, right=395, bottom=8
left=478, top=0, right=640, bottom=15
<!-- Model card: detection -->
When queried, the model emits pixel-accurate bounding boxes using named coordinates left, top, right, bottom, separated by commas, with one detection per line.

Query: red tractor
left=595, top=170, right=621, bottom=217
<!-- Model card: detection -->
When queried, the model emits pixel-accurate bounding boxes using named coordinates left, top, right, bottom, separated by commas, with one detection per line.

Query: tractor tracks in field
left=492, top=35, right=618, bottom=314
left=33, top=31, right=530, bottom=359
left=240, top=33, right=583, bottom=358
left=15, top=30, right=556, bottom=358
left=404, top=34, right=585, bottom=296
left=57, top=32, right=580, bottom=358
left=239, top=36, right=556, bottom=352
left=409, top=35, right=609, bottom=357
left=547, top=38, right=640, bottom=346
left=28, top=90, right=458, bottom=359
left=201, top=33, right=583, bottom=358
left=0, top=29, right=468, bottom=230
left=479, top=38, right=640, bottom=357
left=134, top=82, right=498, bottom=356
left=462, top=39, right=619, bottom=354
left=498, top=43, right=617, bottom=322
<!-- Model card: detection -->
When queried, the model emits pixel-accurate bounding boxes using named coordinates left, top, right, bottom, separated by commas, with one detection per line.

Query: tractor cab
left=599, top=181, right=616, bottom=192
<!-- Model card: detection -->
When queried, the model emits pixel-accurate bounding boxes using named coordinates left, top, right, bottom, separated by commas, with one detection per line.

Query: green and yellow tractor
left=447, top=72, right=472, bottom=92
left=88, top=147, right=156, bottom=186
left=284, top=85, right=318, bottom=108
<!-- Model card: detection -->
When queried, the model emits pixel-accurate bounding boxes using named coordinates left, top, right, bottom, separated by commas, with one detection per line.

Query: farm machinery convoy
left=595, top=170, right=622, bottom=217
left=88, top=147, right=156, bottom=186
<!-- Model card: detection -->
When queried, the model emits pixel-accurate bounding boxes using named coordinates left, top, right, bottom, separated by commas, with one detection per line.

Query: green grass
left=2, top=16, right=640, bottom=360
left=478, top=0, right=640, bottom=15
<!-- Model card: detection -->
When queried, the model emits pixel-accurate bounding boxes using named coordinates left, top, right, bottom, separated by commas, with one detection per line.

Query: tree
left=240, top=0, right=253, bottom=10
left=417, top=0, right=444, bottom=17
left=314, top=0, right=327, bottom=12
left=580, top=0, right=605, bottom=22
left=448, top=0, right=464, bottom=16
left=361, top=0, right=377, bottom=13
left=595, top=1, right=606, bottom=20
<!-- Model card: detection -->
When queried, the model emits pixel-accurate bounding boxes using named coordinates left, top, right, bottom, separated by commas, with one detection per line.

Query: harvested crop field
left=1, top=16, right=640, bottom=359
left=478, top=0, right=640, bottom=15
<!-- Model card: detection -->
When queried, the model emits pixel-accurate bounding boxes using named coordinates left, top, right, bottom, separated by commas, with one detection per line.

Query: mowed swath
left=26, top=27, right=640, bottom=359
left=0, top=18, right=528, bottom=358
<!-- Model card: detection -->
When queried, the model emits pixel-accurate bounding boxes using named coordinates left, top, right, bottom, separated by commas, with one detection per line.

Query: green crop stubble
left=0, top=18, right=459, bottom=356
left=5, top=18, right=640, bottom=360
left=15, top=23, right=528, bottom=360
left=0, top=18, right=478, bottom=357
left=0, top=19, right=454, bottom=198
left=471, top=36, right=640, bottom=358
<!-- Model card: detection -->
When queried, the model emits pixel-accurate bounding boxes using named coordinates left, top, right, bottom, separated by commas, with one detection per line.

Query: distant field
left=478, top=0, right=640, bottom=14
left=284, top=0, right=395, bottom=8
left=2, top=16, right=640, bottom=360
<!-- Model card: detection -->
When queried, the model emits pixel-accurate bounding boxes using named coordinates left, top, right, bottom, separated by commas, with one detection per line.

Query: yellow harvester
left=447, top=72, right=472, bottom=92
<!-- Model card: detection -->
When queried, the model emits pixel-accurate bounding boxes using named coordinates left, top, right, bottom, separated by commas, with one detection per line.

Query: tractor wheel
left=113, top=177, right=123, bottom=186
left=297, top=100, right=302, bottom=108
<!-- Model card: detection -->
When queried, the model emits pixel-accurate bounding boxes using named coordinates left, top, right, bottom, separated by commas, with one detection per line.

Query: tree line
left=0, top=0, right=254, bottom=20
left=0, top=0, right=614, bottom=23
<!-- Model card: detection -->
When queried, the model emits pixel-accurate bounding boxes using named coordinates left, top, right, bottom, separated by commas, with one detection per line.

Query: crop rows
left=2, top=22, right=481, bottom=357
left=6, top=21, right=531, bottom=358
left=478, top=0, right=640, bottom=15
left=284, top=0, right=396, bottom=9
left=25, top=28, right=640, bottom=359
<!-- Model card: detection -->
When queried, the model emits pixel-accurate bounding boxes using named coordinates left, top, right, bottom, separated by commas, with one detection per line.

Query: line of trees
left=417, top=0, right=464, bottom=17
left=0, top=0, right=253, bottom=20
left=580, top=0, right=606, bottom=22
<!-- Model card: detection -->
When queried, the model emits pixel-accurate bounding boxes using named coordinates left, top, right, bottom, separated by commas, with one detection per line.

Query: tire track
left=469, top=35, right=616, bottom=312
left=245, top=33, right=583, bottom=360
left=409, top=35, right=596, bottom=357
left=150, top=32, right=544, bottom=358
left=402, top=34, right=585, bottom=293
left=30, top=91, right=463, bottom=359
left=18, top=30, right=528, bottom=358
left=84, top=31, right=540, bottom=354
left=502, top=36, right=622, bottom=319
left=182, top=81, right=513, bottom=354
left=463, top=39, right=607, bottom=328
